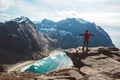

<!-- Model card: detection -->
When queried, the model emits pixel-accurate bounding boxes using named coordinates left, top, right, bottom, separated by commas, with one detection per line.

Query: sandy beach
left=7, top=60, right=36, bottom=73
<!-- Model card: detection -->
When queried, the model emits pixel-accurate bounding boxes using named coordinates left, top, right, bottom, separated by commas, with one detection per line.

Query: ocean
left=20, top=52, right=73, bottom=74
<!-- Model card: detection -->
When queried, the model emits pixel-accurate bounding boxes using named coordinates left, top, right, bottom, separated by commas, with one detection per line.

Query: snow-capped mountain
left=35, top=18, right=114, bottom=49
left=0, top=16, right=52, bottom=64
left=0, top=17, right=115, bottom=63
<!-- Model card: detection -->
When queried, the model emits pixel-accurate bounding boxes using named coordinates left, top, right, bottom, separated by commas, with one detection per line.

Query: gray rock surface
left=39, top=47, right=120, bottom=80
left=0, top=47, right=119, bottom=80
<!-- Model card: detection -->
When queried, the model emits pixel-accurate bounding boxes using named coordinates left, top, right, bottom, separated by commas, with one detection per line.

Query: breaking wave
left=20, top=52, right=73, bottom=74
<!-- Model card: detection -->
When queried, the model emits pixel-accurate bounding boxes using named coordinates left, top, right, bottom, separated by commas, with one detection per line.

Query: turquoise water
left=20, top=52, right=73, bottom=74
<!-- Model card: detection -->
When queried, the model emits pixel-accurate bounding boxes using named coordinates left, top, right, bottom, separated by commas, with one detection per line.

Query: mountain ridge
left=0, top=16, right=115, bottom=64
left=0, top=16, right=52, bottom=64
left=35, top=17, right=115, bottom=49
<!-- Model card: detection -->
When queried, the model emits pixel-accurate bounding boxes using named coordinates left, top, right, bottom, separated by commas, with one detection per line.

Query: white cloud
left=0, top=0, right=120, bottom=28
left=51, top=11, right=120, bottom=27
left=0, top=14, right=19, bottom=22
left=74, top=13, right=120, bottom=27
left=34, top=0, right=120, bottom=13
left=0, top=0, right=14, bottom=11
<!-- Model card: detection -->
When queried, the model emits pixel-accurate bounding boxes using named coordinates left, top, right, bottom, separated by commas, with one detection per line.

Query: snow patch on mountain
left=75, top=18, right=88, bottom=24
left=35, top=18, right=115, bottom=49
left=59, top=30, right=72, bottom=36
left=40, top=27, right=56, bottom=32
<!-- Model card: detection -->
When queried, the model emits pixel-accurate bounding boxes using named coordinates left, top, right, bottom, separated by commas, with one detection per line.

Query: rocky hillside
left=0, top=17, right=52, bottom=64
left=0, top=47, right=120, bottom=80
left=36, top=18, right=115, bottom=49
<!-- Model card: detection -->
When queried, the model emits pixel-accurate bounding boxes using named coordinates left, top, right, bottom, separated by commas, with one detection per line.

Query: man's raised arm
left=90, top=34, right=96, bottom=36
left=79, top=34, right=84, bottom=36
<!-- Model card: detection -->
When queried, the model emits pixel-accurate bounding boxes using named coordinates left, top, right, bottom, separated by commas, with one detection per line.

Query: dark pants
left=82, top=40, right=89, bottom=52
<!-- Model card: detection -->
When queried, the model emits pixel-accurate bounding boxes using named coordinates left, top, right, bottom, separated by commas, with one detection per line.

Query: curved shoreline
left=7, top=60, right=36, bottom=73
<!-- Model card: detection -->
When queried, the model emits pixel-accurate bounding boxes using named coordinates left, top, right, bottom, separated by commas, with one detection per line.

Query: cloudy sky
left=0, top=0, right=120, bottom=26
left=0, top=0, right=120, bottom=47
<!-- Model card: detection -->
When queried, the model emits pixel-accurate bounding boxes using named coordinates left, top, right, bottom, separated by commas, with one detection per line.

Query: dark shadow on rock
left=0, top=65, right=7, bottom=72
left=65, top=52, right=87, bottom=68
left=65, top=51, right=90, bottom=76
left=98, top=47, right=120, bottom=61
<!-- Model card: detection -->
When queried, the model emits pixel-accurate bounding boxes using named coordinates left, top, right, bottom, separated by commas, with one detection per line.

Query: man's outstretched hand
left=79, top=34, right=84, bottom=36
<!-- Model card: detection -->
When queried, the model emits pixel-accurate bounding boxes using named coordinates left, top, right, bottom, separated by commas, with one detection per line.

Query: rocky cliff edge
left=0, top=47, right=120, bottom=80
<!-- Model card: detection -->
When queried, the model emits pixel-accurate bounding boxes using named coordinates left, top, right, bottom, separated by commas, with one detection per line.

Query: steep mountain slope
left=0, top=17, right=51, bottom=64
left=35, top=18, right=114, bottom=49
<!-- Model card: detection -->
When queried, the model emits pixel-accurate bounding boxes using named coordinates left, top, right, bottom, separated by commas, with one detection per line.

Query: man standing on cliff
left=79, top=30, right=95, bottom=52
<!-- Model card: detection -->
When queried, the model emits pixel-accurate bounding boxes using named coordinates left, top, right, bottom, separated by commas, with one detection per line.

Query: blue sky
left=0, top=0, right=120, bottom=47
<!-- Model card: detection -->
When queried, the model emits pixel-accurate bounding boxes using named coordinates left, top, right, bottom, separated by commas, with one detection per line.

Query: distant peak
left=75, top=18, right=88, bottom=24
left=41, top=18, right=55, bottom=24
left=14, top=16, right=29, bottom=23
left=42, top=18, right=53, bottom=22
left=59, top=18, right=89, bottom=24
